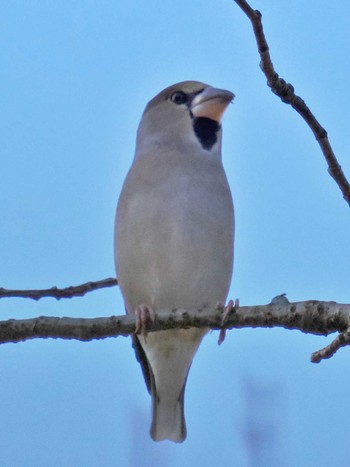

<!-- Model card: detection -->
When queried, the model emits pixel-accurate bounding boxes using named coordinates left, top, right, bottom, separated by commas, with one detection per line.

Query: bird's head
left=135, top=81, right=234, bottom=158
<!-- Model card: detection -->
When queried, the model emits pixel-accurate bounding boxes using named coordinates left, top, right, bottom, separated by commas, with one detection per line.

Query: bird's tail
left=150, top=383, right=186, bottom=443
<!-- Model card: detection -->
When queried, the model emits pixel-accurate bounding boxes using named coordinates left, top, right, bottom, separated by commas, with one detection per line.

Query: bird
left=114, top=81, right=234, bottom=443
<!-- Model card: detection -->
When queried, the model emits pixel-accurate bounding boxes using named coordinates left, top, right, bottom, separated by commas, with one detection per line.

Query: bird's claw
left=135, top=304, right=155, bottom=339
left=218, top=298, right=239, bottom=345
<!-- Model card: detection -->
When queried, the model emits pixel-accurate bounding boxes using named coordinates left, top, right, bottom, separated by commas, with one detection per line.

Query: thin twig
left=0, top=278, right=118, bottom=300
left=1, top=300, right=350, bottom=363
left=311, top=327, right=350, bottom=363
left=233, top=0, right=350, bottom=206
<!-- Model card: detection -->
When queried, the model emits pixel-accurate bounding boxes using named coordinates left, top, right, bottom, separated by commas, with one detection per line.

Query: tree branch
left=0, top=278, right=118, bottom=300
left=233, top=0, right=350, bottom=206
left=2, top=300, right=350, bottom=363
left=3, top=3, right=349, bottom=371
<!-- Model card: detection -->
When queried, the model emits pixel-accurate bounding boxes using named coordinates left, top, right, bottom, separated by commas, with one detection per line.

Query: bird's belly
left=116, top=187, right=233, bottom=312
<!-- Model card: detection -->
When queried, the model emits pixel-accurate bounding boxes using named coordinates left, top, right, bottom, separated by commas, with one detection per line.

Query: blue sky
left=1, top=1, right=350, bottom=465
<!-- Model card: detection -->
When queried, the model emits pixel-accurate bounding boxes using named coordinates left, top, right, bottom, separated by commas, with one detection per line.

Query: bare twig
left=233, top=0, right=350, bottom=206
left=1, top=300, right=350, bottom=363
left=311, top=327, right=350, bottom=363
left=0, top=278, right=118, bottom=301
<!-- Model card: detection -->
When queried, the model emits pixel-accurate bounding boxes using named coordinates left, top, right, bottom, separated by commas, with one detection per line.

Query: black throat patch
left=192, top=117, right=220, bottom=151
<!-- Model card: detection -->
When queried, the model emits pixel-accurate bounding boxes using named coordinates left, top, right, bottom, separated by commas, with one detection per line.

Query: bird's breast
left=115, top=155, right=234, bottom=312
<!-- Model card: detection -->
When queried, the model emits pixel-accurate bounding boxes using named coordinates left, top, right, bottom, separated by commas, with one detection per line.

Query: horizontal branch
left=2, top=300, right=350, bottom=363
left=0, top=278, right=118, bottom=300
left=234, top=0, right=350, bottom=206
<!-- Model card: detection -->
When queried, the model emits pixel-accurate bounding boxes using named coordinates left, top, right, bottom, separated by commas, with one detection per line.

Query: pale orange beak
left=191, top=86, right=234, bottom=122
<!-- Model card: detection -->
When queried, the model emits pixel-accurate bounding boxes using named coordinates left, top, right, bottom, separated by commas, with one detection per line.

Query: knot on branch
left=268, top=76, right=295, bottom=103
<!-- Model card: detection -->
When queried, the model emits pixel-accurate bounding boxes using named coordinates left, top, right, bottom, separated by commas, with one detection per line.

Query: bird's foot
left=134, top=304, right=155, bottom=338
left=218, top=298, right=239, bottom=346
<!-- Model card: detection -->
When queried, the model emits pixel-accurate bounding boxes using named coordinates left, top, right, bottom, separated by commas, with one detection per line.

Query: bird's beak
left=191, top=86, right=235, bottom=122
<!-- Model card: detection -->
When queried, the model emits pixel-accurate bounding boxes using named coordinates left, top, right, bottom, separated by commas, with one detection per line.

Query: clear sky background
left=1, top=1, right=350, bottom=466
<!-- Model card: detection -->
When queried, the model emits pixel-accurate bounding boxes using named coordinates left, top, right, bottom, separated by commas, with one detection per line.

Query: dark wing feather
left=131, top=334, right=153, bottom=394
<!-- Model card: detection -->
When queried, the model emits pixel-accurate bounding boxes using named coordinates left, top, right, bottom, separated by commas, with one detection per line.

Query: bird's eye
left=170, top=91, right=188, bottom=105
